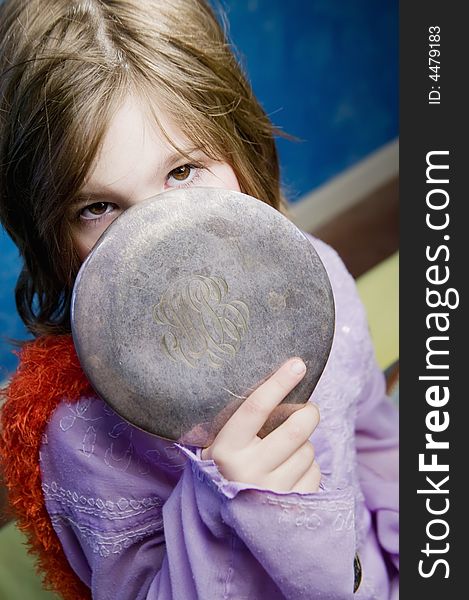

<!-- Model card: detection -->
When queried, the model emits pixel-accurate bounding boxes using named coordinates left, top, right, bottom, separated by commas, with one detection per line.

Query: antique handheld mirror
left=71, top=188, right=335, bottom=447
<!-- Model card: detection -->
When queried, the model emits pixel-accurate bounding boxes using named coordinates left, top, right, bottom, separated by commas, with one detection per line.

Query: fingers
left=266, top=441, right=316, bottom=491
left=215, top=358, right=307, bottom=449
left=291, top=461, right=321, bottom=494
left=258, top=401, right=319, bottom=471
left=202, top=358, right=322, bottom=494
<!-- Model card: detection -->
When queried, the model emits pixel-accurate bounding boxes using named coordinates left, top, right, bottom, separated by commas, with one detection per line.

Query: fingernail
left=290, top=359, right=306, bottom=374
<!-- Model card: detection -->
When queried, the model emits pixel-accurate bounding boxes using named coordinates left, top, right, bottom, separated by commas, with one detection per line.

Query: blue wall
left=225, top=0, right=398, bottom=199
left=0, top=0, right=398, bottom=375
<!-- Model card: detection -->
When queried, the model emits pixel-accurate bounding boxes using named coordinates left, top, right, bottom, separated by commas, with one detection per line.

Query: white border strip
left=288, top=138, right=399, bottom=231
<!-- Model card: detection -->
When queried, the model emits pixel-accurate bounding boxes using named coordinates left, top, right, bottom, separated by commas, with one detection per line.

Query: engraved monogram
left=152, top=275, right=250, bottom=368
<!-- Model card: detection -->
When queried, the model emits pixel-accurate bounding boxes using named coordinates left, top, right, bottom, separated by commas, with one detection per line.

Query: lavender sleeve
left=39, top=235, right=398, bottom=600
left=311, top=236, right=399, bottom=595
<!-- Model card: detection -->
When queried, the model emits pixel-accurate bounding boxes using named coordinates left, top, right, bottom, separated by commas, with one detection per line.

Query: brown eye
left=87, top=202, right=108, bottom=215
left=80, top=202, right=116, bottom=221
left=170, top=165, right=192, bottom=181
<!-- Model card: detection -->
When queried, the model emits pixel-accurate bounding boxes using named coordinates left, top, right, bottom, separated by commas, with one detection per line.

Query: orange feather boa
left=0, top=335, right=93, bottom=600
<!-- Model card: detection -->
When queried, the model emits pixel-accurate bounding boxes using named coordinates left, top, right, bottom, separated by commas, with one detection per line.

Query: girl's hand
left=201, top=358, right=321, bottom=493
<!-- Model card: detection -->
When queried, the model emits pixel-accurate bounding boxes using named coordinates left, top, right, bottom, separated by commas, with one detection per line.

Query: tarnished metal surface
left=71, top=188, right=335, bottom=447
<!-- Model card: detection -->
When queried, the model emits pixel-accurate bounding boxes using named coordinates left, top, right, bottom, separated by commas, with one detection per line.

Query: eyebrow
left=70, top=189, right=122, bottom=209
left=159, top=145, right=207, bottom=169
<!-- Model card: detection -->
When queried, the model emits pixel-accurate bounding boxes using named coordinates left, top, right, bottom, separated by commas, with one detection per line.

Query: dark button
left=354, top=554, right=362, bottom=593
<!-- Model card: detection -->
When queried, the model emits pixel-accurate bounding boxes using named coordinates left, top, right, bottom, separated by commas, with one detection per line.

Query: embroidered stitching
left=261, top=496, right=353, bottom=511
left=43, top=481, right=162, bottom=520
left=59, top=397, right=103, bottom=432
left=50, top=514, right=163, bottom=557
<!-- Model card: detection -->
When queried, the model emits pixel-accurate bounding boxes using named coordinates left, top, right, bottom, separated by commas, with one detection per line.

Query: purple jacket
left=39, top=236, right=399, bottom=599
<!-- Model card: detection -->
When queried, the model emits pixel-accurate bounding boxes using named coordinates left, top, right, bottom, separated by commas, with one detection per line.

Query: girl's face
left=69, top=96, right=240, bottom=261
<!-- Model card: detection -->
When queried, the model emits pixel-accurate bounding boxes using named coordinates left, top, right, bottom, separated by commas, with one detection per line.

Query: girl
left=0, top=1, right=399, bottom=599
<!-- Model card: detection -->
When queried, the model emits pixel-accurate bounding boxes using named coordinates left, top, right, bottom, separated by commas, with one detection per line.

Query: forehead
left=82, top=96, right=194, bottom=191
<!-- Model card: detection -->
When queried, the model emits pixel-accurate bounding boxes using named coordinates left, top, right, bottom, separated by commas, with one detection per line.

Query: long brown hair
left=0, top=0, right=286, bottom=337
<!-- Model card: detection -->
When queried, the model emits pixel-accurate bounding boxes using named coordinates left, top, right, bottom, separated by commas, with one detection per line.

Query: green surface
left=0, top=521, right=59, bottom=600
left=356, top=252, right=399, bottom=371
